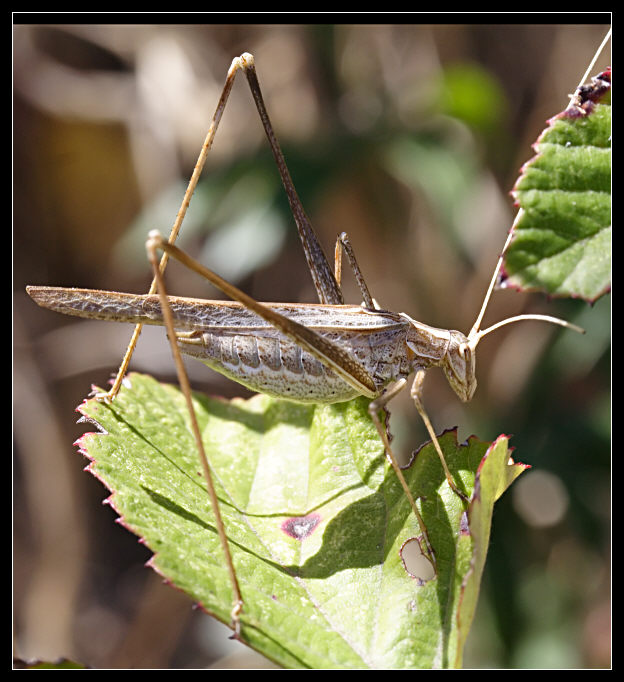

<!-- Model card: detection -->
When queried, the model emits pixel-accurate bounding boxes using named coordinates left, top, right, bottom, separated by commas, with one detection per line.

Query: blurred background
left=14, top=22, right=610, bottom=668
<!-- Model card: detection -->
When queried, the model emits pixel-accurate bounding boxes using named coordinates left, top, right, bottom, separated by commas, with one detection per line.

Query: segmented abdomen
left=178, top=327, right=409, bottom=404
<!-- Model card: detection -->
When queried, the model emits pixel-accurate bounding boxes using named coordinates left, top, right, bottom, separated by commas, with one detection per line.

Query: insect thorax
left=404, top=318, right=476, bottom=402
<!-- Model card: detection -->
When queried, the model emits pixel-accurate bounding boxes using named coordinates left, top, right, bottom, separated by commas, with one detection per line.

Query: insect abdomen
left=178, top=330, right=362, bottom=403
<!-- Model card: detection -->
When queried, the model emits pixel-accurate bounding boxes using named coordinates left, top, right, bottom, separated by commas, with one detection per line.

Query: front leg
left=410, top=369, right=469, bottom=502
left=369, top=379, right=436, bottom=575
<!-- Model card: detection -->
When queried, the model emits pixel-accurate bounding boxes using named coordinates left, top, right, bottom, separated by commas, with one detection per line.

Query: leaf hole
left=400, top=537, right=436, bottom=584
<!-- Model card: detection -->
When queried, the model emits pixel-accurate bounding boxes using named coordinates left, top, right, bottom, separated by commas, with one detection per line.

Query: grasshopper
left=26, top=53, right=583, bottom=637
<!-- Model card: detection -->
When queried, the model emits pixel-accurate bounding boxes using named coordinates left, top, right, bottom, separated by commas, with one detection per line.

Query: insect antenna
left=472, top=314, right=585, bottom=349
left=466, top=25, right=610, bottom=347
left=466, top=213, right=585, bottom=350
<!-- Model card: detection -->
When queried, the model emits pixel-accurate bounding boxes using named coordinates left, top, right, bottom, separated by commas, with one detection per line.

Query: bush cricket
left=26, top=52, right=584, bottom=638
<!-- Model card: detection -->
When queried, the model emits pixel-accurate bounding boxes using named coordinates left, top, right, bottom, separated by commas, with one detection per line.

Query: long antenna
left=473, top=314, right=584, bottom=347
left=468, top=215, right=517, bottom=340
left=469, top=26, right=611, bottom=342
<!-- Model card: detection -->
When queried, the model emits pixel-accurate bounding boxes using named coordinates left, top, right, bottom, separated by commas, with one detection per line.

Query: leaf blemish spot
left=281, top=513, right=321, bottom=540
left=460, top=511, right=470, bottom=536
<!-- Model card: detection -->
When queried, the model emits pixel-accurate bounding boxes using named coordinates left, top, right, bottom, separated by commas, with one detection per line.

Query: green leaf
left=505, top=69, right=611, bottom=302
left=13, top=659, right=87, bottom=669
left=77, top=373, right=526, bottom=669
